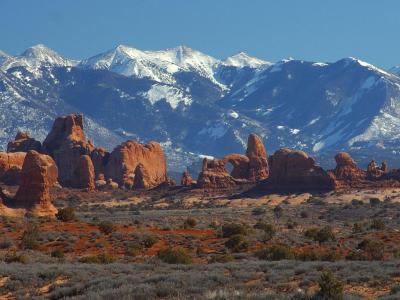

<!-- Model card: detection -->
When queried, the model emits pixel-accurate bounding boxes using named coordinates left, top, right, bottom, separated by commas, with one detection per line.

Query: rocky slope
left=1, top=44, right=400, bottom=173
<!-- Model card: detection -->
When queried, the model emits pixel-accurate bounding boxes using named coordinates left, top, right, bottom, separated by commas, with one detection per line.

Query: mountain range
left=1, top=44, right=400, bottom=174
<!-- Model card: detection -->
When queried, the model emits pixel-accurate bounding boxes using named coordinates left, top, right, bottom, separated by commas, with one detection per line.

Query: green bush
left=221, top=223, right=248, bottom=238
left=157, top=247, right=192, bottom=264
left=78, top=253, right=116, bottom=264
left=316, top=269, right=344, bottom=300
left=224, top=234, right=250, bottom=252
left=304, top=226, right=335, bottom=243
left=251, top=207, right=266, bottom=216
left=352, top=222, right=363, bottom=234
left=56, top=207, right=75, bottom=222
left=4, top=252, right=28, bottom=264
left=98, top=221, right=116, bottom=235
left=183, top=217, right=197, bottom=229
left=141, top=235, right=158, bottom=248
left=209, top=254, right=235, bottom=263
left=20, top=223, right=40, bottom=250
left=370, top=219, right=385, bottom=230
left=254, top=221, right=276, bottom=241
left=256, top=244, right=295, bottom=261
left=51, top=249, right=65, bottom=259
left=369, top=198, right=381, bottom=207
left=125, top=242, right=143, bottom=257
left=273, top=206, right=283, bottom=219
left=357, top=239, right=385, bottom=260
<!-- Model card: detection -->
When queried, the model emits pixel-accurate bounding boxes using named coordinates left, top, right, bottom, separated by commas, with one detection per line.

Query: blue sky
left=1, top=0, right=399, bottom=68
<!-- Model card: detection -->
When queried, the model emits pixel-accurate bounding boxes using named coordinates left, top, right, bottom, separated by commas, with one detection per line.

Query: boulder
left=105, top=140, right=167, bottom=189
left=197, top=158, right=236, bottom=189
left=95, top=174, right=107, bottom=189
left=13, top=151, right=58, bottom=217
left=7, top=131, right=42, bottom=153
left=262, top=148, right=334, bottom=192
left=0, top=152, right=26, bottom=185
left=42, top=114, right=93, bottom=188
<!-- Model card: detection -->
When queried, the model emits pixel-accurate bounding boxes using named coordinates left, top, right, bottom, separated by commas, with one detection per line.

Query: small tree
left=56, top=207, right=75, bottom=222
left=98, top=221, right=116, bottom=235
left=20, top=223, right=40, bottom=250
left=157, top=248, right=192, bottom=264
left=316, top=269, right=344, bottom=300
left=273, top=206, right=283, bottom=220
left=183, top=217, right=197, bottom=229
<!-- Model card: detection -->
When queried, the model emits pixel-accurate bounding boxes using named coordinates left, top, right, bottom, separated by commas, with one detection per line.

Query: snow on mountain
left=3, top=44, right=400, bottom=171
left=222, top=52, right=271, bottom=68
left=390, top=66, right=400, bottom=76
left=0, top=44, right=77, bottom=77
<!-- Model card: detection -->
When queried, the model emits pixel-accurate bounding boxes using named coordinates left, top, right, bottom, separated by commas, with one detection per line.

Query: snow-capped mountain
left=2, top=44, right=400, bottom=172
left=390, top=66, right=400, bottom=76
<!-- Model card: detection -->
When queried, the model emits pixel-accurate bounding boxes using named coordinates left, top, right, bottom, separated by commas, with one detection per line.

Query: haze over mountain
left=1, top=44, right=400, bottom=173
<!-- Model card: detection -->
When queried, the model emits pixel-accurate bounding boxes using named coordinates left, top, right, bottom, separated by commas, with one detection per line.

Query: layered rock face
left=13, top=150, right=58, bottom=216
left=43, top=114, right=94, bottom=189
left=197, top=158, right=236, bottom=189
left=0, top=152, right=26, bottom=185
left=7, top=131, right=42, bottom=153
left=262, top=148, right=335, bottom=191
left=105, top=140, right=167, bottom=189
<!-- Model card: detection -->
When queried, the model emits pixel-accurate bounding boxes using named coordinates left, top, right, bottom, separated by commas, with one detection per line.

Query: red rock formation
left=105, top=140, right=167, bottom=189
left=246, top=133, right=269, bottom=181
left=13, top=151, right=58, bottom=216
left=181, top=170, right=195, bottom=187
left=222, top=133, right=269, bottom=182
left=42, top=114, right=95, bottom=189
left=262, top=148, right=334, bottom=192
left=197, top=158, right=236, bottom=189
left=0, top=152, right=26, bottom=185
left=330, top=152, right=366, bottom=187
left=223, top=154, right=249, bottom=179
left=73, top=155, right=95, bottom=191
left=7, top=131, right=42, bottom=153
left=91, top=147, right=109, bottom=177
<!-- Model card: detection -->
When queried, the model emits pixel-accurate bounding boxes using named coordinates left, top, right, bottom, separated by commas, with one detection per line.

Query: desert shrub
left=286, top=219, right=298, bottom=229
left=0, top=237, right=13, bottom=249
left=141, top=235, right=158, bottom=248
left=20, top=223, right=40, bottom=250
left=254, top=221, right=276, bottom=241
left=157, top=247, right=192, bottom=264
left=251, top=207, right=266, bottom=216
left=369, top=197, right=381, bottom=207
left=304, top=226, right=335, bottom=243
left=224, top=234, right=250, bottom=252
left=78, top=253, right=116, bottom=264
left=209, top=254, right=235, bottom=263
left=125, top=242, right=143, bottom=257
left=183, top=217, right=197, bottom=229
left=300, top=211, right=309, bottom=218
left=256, top=244, right=295, bottom=261
left=221, top=223, right=248, bottom=238
left=352, top=222, right=363, bottom=234
left=56, top=207, right=75, bottom=222
left=3, top=252, right=28, bottom=263
left=315, top=269, right=344, bottom=300
left=98, top=221, right=116, bottom=235
left=351, top=199, right=363, bottom=206
left=51, top=249, right=65, bottom=259
left=357, top=239, right=385, bottom=260
left=273, top=206, right=283, bottom=219
left=370, top=219, right=385, bottom=230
